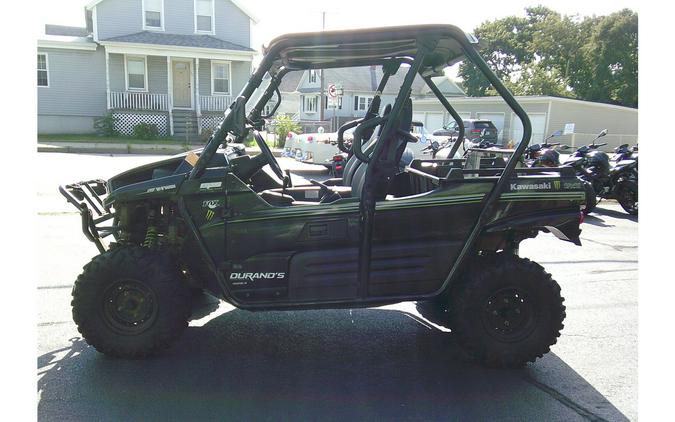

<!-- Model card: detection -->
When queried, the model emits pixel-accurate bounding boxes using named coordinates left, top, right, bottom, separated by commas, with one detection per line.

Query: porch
left=103, top=52, right=247, bottom=138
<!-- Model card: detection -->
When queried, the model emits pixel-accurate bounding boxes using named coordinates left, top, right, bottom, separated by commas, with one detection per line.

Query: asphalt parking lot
left=37, top=153, right=637, bottom=421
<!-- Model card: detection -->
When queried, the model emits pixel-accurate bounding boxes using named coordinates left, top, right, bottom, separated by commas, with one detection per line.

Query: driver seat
left=350, top=98, right=414, bottom=200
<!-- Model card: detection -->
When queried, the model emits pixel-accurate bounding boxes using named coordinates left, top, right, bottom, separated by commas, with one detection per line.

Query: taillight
left=287, top=131, right=293, bottom=139
left=335, top=165, right=343, bottom=171
left=332, top=155, right=344, bottom=162
left=307, top=136, right=314, bottom=143
left=471, top=129, right=482, bottom=133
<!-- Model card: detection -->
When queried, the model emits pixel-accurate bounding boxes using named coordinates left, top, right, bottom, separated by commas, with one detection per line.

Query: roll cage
left=185, top=24, right=534, bottom=299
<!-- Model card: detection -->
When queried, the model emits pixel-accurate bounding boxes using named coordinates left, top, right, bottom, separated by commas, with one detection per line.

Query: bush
left=243, top=132, right=256, bottom=147
left=93, top=112, right=119, bottom=137
left=272, top=115, right=301, bottom=148
left=132, top=122, right=160, bottom=140
left=200, top=128, right=214, bottom=143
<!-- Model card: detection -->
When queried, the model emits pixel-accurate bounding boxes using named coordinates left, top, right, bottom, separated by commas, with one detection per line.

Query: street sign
left=328, top=84, right=338, bottom=98
left=563, top=123, right=575, bottom=135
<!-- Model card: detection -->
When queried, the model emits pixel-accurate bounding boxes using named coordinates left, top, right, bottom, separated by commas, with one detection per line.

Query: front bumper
left=59, top=179, right=115, bottom=253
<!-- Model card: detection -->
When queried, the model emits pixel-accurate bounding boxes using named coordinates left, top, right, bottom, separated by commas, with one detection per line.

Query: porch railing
left=199, top=95, right=233, bottom=111
left=109, top=91, right=169, bottom=111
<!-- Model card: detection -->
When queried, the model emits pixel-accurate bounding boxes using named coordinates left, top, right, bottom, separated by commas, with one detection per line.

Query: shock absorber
left=143, top=210, right=158, bottom=248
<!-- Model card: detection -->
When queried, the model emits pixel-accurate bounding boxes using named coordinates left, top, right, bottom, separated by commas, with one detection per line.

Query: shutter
left=354, top=96, right=359, bottom=110
left=301, top=96, right=305, bottom=112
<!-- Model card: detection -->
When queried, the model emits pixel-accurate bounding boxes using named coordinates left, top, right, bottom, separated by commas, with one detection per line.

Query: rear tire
left=71, top=246, right=191, bottom=358
left=616, top=180, right=638, bottom=215
left=419, top=253, right=565, bottom=367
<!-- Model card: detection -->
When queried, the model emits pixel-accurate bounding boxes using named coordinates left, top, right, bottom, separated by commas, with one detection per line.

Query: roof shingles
left=102, top=31, right=254, bottom=52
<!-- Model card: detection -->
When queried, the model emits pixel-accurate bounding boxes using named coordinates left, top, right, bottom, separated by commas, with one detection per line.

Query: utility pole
left=319, top=11, right=325, bottom=123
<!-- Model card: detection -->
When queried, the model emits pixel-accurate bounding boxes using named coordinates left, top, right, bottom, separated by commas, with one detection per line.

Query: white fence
left=109, top=91, right=169, bottom=111
left=200, top=95, right=233, bottom=111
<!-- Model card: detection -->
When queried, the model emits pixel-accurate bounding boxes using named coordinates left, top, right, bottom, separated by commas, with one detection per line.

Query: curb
left=37, top=143, right=283, bottom=157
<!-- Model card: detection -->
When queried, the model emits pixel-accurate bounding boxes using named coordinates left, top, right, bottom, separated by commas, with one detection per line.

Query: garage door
left=425, top=113, right=445, bottom=133
left=477, top=113, right=505, bottom=142
left=511, top=113, right=547, bottom=143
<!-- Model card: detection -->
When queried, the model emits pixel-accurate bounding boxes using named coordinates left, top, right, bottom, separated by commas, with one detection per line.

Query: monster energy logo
left=553, top=180, right=561, bottom=190
left=205, top=209, right=215, bottom=221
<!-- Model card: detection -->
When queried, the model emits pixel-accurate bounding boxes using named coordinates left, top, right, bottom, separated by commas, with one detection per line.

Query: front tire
left=616, top=180, right=638, bottom=215
left=71, top=246, right=191, bottom=358
left=419, top=253, right=565, bottom=367
left=583, top=181, right=597, bottom=215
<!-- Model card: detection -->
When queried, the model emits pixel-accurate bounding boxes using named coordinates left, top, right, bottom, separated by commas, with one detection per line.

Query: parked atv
left=60, top=25, right=587, bottom=367
left=561, top=130, right=638, bottom=215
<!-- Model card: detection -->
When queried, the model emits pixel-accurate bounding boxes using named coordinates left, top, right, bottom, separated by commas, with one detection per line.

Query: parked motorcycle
left=523, top=130, right=564, bottom=167
left=561, top=130, right=638, bottom=215
left=611, top=143, right=638, bottom=163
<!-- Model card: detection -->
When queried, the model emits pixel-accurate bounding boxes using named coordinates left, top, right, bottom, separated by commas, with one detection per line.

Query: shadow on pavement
left=593, top=205, right=638, bottom=222
left=583, top=214, right=615, bottom=228
left=38, top=307, right=628, bottom=421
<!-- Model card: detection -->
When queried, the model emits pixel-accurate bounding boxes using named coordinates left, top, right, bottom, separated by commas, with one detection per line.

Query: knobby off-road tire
left=71, top=246, right=191, bottom=358
left=417, top=253, right=565, bottom=367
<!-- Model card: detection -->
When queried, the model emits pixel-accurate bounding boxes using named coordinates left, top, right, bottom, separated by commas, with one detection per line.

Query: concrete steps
left=172, top=110, right=199, bottom=141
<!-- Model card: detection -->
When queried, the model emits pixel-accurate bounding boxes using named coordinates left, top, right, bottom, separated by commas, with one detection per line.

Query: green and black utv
left=60, top=25, right=586, bottom=367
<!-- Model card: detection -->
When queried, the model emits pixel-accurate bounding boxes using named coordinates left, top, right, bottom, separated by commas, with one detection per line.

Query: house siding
left=214, top=0, right=250, bottom=47
left=96, top=0, right=250, bottom=46
left=148, top=56, right=169, bottom=93
left=37, top=47, right=107, bottom=119
left=96, top=0, right=142, bottom=40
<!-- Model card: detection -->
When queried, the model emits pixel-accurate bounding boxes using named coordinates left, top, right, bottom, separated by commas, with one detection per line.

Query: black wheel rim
left=481, top=288, right=537, bottom=342
left=102, top=279, right=158, bottom=335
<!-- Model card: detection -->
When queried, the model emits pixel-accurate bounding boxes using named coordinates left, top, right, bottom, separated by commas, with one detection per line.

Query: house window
left=143, top=0, right=163, bottom=30
left=211, top=61, right=231, bottom=95
left=37, top=54, right=49, bottom=87
left=303, top=96, right=318, bottom=113
left=126, top=56, right=147, bottom=91
left=308, top=70, right=318, bottom=83
left=354, top=95, right=373, bottom=111
left=195, top=0, right=214, bottom=33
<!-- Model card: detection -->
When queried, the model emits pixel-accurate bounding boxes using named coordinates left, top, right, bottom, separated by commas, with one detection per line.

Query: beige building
left=412, top=96, right=638, bottom=150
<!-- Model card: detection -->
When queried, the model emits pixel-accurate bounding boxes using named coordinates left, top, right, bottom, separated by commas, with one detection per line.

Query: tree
left=458, top=7, right=638, bottom=108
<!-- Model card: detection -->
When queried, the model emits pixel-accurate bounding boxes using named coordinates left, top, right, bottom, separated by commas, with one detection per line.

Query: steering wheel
left=253, top=130, right=284, bottom=180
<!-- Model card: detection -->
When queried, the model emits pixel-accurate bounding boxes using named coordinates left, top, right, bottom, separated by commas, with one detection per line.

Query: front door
left=172, top=60, right=192, bottom=108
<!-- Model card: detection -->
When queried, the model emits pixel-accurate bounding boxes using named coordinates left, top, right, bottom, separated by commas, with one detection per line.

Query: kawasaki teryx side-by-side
left=60, top=25, right=586, bottom=367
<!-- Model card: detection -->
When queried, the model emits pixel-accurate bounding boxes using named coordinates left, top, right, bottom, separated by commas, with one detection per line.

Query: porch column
left=195, top=57, right=202, bottom=135
left=105, top=49, right=110, bottom=110
left=167, top=56, right=174, bottom=136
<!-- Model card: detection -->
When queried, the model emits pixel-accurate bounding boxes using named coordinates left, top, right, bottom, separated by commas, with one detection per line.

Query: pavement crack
left=520, top=375, right=610, bottom=422
left=38, top=285, right=74, bottom=290
left=38, top=321, right=71, bottom=327
left=580, top=238, right=637, bottom=251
